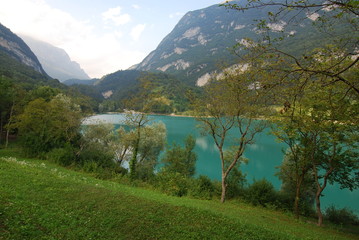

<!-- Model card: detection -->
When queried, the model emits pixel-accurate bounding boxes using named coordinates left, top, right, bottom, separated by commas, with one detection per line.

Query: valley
left=0, top=0, right=358, bottom=238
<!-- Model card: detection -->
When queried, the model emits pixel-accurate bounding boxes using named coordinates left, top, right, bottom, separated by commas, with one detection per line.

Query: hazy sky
left=0, top=0, right=223, bottom=78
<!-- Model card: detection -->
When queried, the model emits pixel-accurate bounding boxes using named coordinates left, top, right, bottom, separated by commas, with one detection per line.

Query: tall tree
left=0, top=76, right=15, bottom=146
left=116, top=117, right=166, bottom=180
left=221, top=0, right=359, bottom=223
left=275, top=143, right=314, bottom=219
left=275, top=81, right=358, bottom=225
left=123, top=111, right=151, bottom=179
left=194, top=67, right=270, bottom=203
left=135, top=122, right=167, bottom=180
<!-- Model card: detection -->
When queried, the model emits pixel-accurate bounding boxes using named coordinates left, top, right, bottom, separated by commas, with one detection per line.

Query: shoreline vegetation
left=103, top=111, right=197, bottom=118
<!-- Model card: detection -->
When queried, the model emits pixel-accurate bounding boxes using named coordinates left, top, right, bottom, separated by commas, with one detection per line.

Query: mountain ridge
left=132, top=2, right=338, bottom=86
left=0, top=23, right=47, bottom=76
left=20, top=35, right=91, bottom=82
left=133, top=3, right=260, bottom=85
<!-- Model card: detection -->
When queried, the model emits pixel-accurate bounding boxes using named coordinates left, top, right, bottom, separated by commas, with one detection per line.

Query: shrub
left=155, top=171, right=189, bottom=197
left=245, top=179, right=278, bottom=207
left=226, top=167, right=247, bottom=199
left=78, top=147, right=115, bottom=169
left=161, top=135, right=197, bottom=178
left=190, top=175, right=215, bottom=200
left=325, top=206, right=359, bottom=226
left=136, top=165, right=156, bottom=182
left=46, top=144, right=76, bottom=166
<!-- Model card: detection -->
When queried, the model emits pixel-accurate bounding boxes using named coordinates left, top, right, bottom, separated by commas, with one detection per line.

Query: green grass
left=0, top=149, right=357, bottom=240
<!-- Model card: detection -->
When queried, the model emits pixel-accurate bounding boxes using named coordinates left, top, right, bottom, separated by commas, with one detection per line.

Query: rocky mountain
left=133, top=2, right=328, bottom=86
left=0, top=23, right=64, bottom=89
left=20, top=35, right=90, bottom=82
left=0, top=23, right=47, bottom=75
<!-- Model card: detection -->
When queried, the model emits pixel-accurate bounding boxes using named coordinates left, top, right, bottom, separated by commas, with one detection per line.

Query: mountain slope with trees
left=93, top=70, right=197, bottom=113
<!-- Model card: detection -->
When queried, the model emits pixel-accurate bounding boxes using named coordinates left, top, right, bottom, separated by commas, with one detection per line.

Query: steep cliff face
left=134, top=3, right=260, bottom=85
left=20, top=35, right=90, bottom=82
left=133, top=2, right=330, bottom=86
left=0, top=23, right=47, bottom=75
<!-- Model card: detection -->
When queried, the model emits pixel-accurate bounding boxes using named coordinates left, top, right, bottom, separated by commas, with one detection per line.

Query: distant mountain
left=90, top=69, right=195, bottom=113
left=95, top=70, right=142, bottom=92
left=0, top=23, right=64, bottom=89
left=0, top=23, right=47, bottom=75
left=133, top=3, right=260, bottom=85
left=133, top=2, right=335, bottom=86
left=20, top=35, right=90, bottom=82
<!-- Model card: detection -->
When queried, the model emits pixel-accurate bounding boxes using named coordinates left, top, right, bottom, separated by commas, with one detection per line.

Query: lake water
left=83, top=113, right=359, bottom=213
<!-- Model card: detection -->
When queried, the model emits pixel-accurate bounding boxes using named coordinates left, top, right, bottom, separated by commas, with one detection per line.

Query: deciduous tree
left=222, top=0, right=359, bottom=95
left=15, top=94, right=82, bottom=156
left=161, top=135, right=197, bottom=177
left=194, top=67, right=271, bottom=203
left=274, top=81, right=358, bottom=225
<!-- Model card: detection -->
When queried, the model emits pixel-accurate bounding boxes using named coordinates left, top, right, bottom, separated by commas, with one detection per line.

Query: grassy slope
left=0, top=150, right=357, bottom=240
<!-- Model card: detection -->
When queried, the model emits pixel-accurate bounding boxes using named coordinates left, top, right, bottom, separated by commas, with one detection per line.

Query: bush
left=46, top=144, right=76, bottom=166
left=136, top=165, right=156, bottom=182
left=325, top=206, right=359, bottom=226
left=77, top=147, right=122, bottom=180
left=226, top=167, right=247, bottom=199
left=161, top=135, right=197, bottom=178
left=78, top=147, right=115, bottom=169
left=190, top=175, right=215, bottom=200
left=276, top=190, right=316, bottom=216
left=245, top=179, right=278, bottom=207
left=155, top=171, right=189, bottom=197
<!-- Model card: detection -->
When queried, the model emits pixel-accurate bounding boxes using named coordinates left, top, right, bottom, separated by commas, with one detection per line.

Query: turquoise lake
left=84, top=113, right=359, bottom=213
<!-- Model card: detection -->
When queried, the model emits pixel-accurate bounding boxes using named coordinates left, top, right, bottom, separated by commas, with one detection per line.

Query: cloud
left=130, top=24, right=146, bottom=41
left=132, top=4, right=140, bottom=9
left=102, top=6, right=131, bottom=26
left=196, top=137, right=208, bottom=150
left=0, top=0, right=146, bottom=78
left=62, top=32, right=145, bottom=77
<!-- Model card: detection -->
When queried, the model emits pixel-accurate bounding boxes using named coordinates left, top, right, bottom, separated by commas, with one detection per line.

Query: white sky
left=0, top=0, right=220, bottom=78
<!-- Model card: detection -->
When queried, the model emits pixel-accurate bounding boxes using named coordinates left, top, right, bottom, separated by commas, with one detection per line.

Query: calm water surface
left=84, top=114, right=359, bottom=212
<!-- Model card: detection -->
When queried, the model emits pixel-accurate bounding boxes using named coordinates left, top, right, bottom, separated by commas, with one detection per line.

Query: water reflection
left=83, top=113, right=359, bottom=212
left=195, top=137, right=208, bottom=150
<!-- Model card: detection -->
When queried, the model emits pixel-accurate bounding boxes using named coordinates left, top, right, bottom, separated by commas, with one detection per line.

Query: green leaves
left=15, top=93, right=82, bottom=157
left=161, top=135, right=197, bottom=178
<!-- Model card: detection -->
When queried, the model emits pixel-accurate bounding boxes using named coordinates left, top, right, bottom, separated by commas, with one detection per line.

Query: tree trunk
left=294, top=186, right=300, bottom=219
left=130, top=139, right=139, bottom=180
left=294, top=176, right=303, bottom=219
left=315, top=189, right=323, bottom=226
left=5, top=100, right=15, bottom=148
left=0, top=113, right=3, bottom=145
left=221, top=174, right=227, bottom=203
left=130, top=127, right=141, bottom=180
